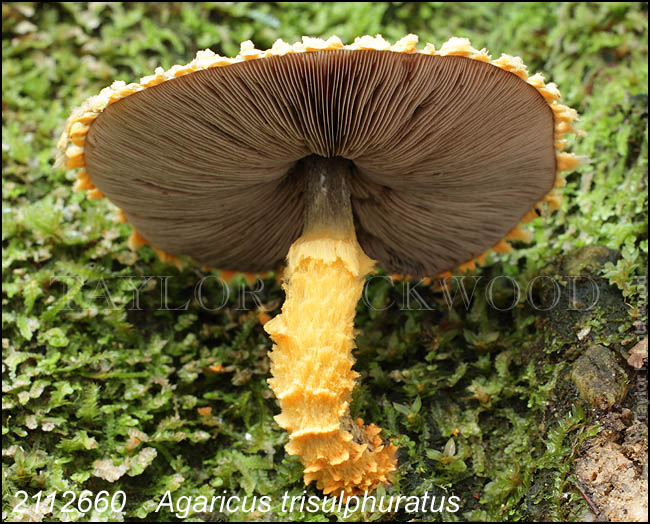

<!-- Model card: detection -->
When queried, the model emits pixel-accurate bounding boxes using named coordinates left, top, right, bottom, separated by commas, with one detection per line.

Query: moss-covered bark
left=2, top=2, right=647, bottom=522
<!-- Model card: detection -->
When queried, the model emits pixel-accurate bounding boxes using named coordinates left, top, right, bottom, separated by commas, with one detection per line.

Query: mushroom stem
left=265, top=156, right=397, bottom=496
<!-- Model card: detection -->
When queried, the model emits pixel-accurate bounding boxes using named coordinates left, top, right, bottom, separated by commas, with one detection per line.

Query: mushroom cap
left=61, top=36, right=580, bottom=276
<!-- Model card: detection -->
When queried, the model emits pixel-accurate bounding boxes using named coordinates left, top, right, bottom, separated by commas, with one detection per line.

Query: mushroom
left=57, top=34, right=581, bottom=497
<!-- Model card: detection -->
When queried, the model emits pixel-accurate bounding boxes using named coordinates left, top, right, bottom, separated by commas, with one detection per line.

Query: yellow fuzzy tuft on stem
left=264, top=227, right=397, bottom=497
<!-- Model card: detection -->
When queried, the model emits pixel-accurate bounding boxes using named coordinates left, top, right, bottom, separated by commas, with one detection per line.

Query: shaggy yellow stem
left=264, top=157, right=397, bottom=496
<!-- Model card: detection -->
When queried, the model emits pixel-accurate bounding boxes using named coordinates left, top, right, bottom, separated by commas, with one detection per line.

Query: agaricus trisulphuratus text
left=58, top=34, right=581, bottom=496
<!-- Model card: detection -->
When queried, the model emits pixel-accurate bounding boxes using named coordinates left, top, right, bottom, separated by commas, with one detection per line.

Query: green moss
left=2, top=2, right=647, bottom=522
